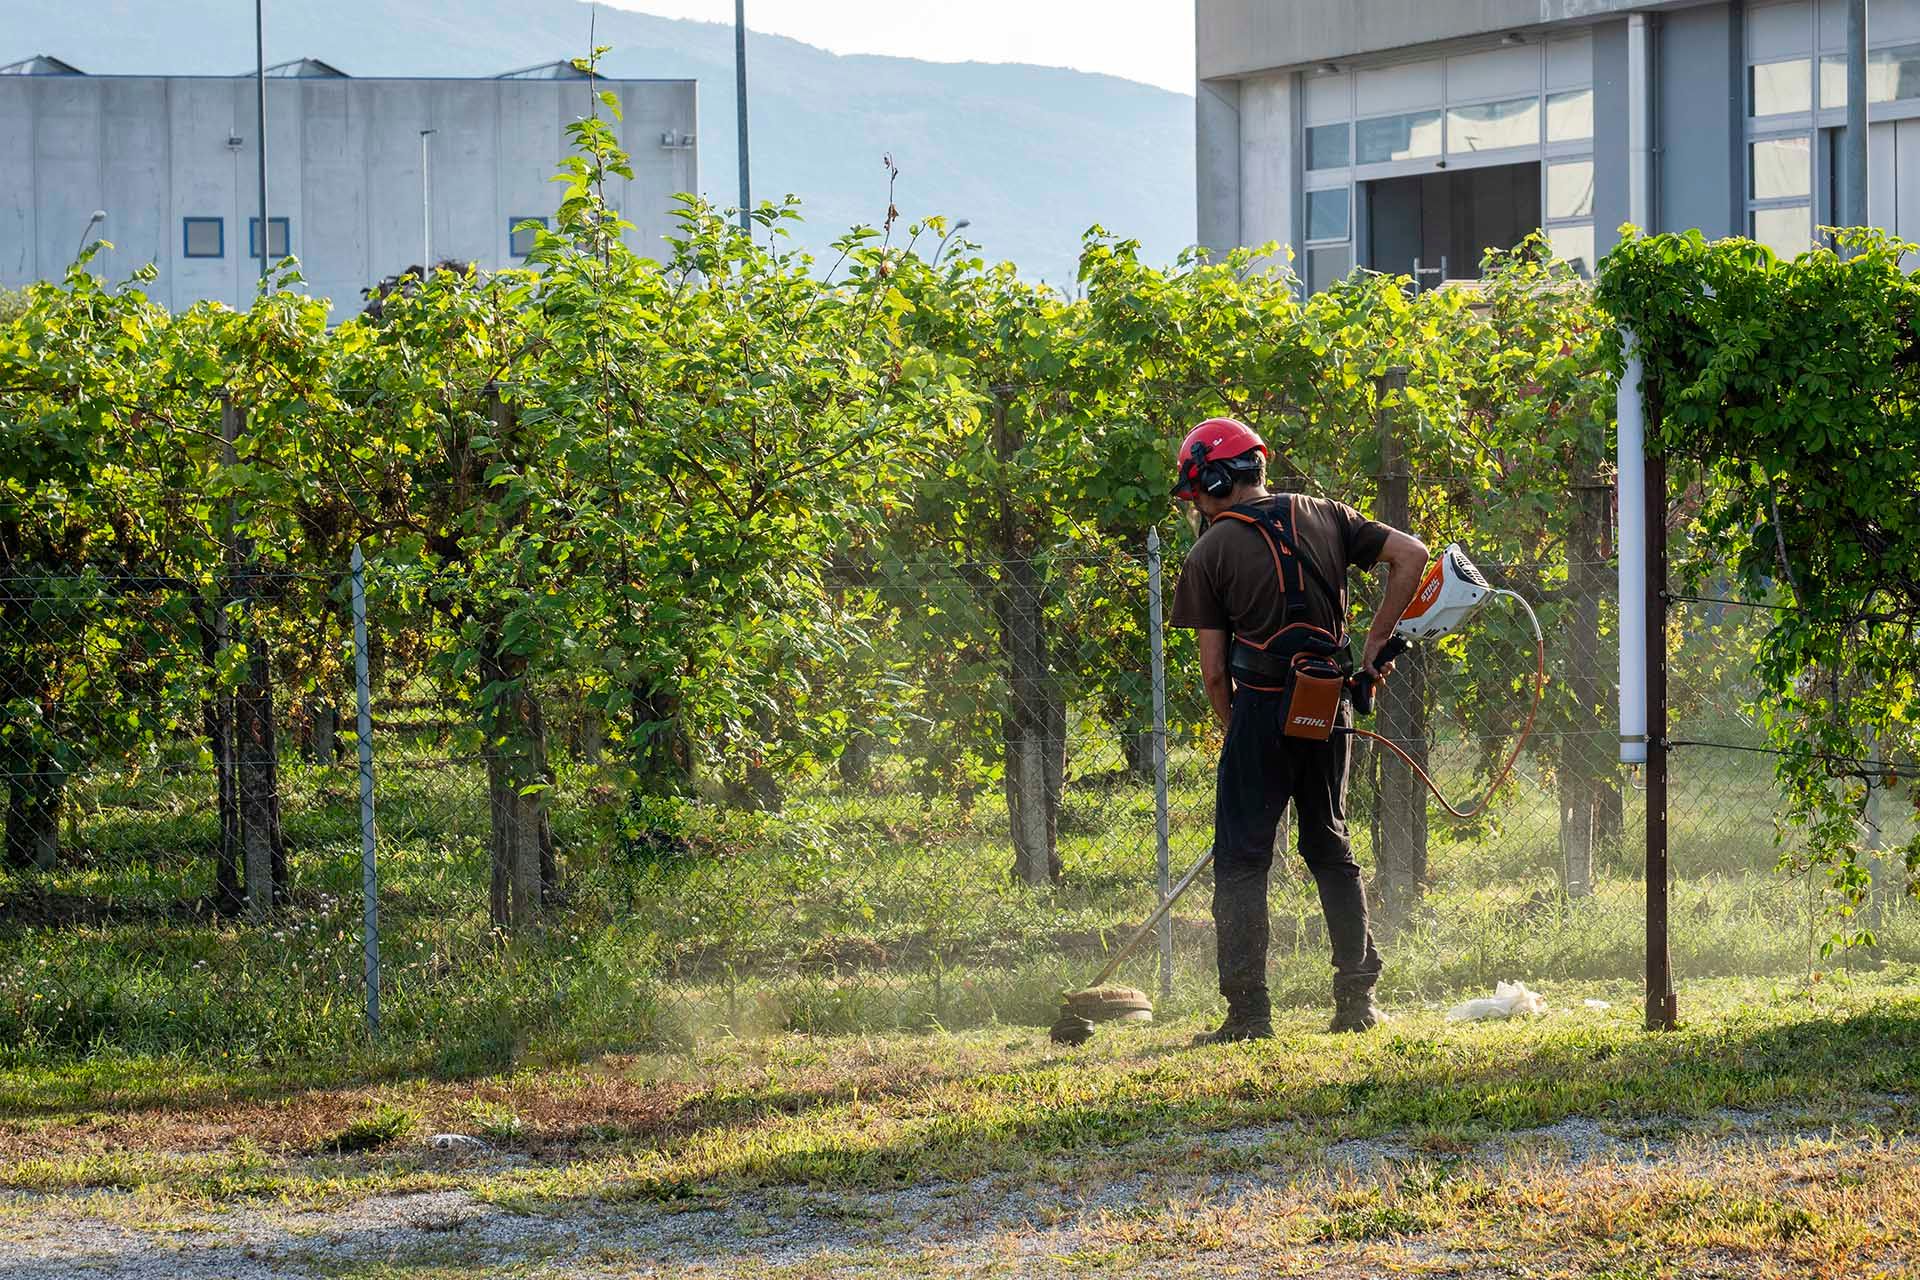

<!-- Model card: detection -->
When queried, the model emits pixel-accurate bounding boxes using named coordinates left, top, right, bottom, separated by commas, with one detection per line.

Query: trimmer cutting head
left=1050, top=985, right=1154, bottom=1045
left=1395, top=543, right=1493, bottom=640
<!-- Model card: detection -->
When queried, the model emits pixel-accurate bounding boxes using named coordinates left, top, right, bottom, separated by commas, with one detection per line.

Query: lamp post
left=420, top=129, right=437, bottom=273
left=255, top=0, right=269, bottom=282
left=1845, top=0, right=1868, bottom=234
left=75, top=209, right=105, bottom=262
left=934, top=218, right=972, bottom=262
left=735, top=0, right=751, bottom=231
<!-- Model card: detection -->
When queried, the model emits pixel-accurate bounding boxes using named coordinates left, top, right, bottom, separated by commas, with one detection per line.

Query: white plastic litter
left=1447, top=980, right=1548, bottom=1021
left=1583, top=998, right=1612, bottom=1011
left=428, top=1133, right=491, bottom=1152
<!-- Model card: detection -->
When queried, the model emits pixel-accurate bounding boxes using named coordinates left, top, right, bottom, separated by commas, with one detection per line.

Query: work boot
left=1194, top=991, right=1273, bottom=1045
left=1193, top=1013, right=1273, bottom=1044
left=1328, top=992, right=1390, bottom=1033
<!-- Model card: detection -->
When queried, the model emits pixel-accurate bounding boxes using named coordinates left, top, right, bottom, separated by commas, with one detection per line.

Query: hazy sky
left=598, top=0, right=1197, bottom=94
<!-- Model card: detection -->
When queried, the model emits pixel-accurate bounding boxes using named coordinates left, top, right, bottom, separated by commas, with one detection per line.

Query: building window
left=1447, top=96, right=1540, bottom=153
left=1306, top=123, right=1350, bottom=171
left=1545, top=223, right=1596, bottom=278
left=1545, top=88, right=1593, bottom=142
left=1751, top=135, right=1812, bottom=199
left=1305, top=182, right=1349, bottom=295
left=1307, top=245, right=1352, bottom=294
left=248, top=217, right=290, bottom=260
left=1355, top=109, right=1442, bottom=164
left=1820, top=44, right=1920, bottom=110
left=1546, top=159, right=1595, bottom=221
left=182, top=217, right=224, bottom=259
left=509, top=216, right=548, bottom=258
left=1751, top=205, right=1812, bottom=258
left=1750, top=58, right=1812, bottom=116
left=1306, top=188, right=1350, bottom=242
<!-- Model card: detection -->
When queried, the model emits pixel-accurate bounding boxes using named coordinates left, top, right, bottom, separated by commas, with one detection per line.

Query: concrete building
left=0, top=56, right=697, bottom=317
left=1197, top=0, right=1920, bottom=290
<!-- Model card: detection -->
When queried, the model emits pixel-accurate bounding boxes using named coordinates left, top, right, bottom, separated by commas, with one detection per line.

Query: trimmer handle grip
left=1350, top=634, right=1411, bottom=718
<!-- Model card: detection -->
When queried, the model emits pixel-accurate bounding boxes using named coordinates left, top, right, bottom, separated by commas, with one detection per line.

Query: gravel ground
left=0, top=1107, right=1904, bottom=1279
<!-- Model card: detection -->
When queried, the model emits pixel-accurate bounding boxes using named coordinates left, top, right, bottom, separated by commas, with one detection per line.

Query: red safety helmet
left=1172, top=417, right=1269, bottom=500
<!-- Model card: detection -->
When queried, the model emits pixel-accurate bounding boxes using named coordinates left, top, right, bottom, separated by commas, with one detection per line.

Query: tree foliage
left=2, top=89, right=1629, bottom=921
left=1598, top=227, right=1920, bottom=943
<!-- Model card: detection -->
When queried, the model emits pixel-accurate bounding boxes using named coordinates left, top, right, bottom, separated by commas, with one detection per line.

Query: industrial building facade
left=0, top=57, right=698, bottom=318
left=1197, top=0, right=1920, bottom=289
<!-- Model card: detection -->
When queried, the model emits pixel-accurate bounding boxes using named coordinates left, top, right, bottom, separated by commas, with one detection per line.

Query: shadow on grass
left=509, top=1000, right=1920, bottom=1203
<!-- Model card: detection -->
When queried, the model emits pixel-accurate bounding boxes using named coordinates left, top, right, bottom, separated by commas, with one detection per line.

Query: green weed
left=317, top=1103, right=416, bottom=1155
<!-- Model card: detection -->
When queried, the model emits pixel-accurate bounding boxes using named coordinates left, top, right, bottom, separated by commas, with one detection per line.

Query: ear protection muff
left=1196, top=443, right=1262, bottom=499
left=1199, top=458, right=1237, bottom=498
left=1187, top=440, right=1238, bottom=499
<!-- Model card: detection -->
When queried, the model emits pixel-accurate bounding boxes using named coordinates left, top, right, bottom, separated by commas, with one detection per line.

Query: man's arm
left=1198, top=629, right=1233, bottom=730
left=1361, top=529, right=1430, bottom=675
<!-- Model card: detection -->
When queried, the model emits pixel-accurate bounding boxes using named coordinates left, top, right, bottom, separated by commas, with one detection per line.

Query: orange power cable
left=1348, top=589, right=1547, bottom=822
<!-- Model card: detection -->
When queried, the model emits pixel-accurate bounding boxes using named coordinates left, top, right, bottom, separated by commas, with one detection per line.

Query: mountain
left=0, top=1, right=1196, bottom=286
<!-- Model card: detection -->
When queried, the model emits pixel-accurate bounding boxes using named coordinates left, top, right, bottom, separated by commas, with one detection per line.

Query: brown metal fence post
left=1645, top=450, right=1677, bottom=1030
left=1373, top=366, right=1427, bottom=924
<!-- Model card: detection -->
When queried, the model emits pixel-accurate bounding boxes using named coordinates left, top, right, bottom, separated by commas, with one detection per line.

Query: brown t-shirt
left=1171, top=493, right=1391, bottom=642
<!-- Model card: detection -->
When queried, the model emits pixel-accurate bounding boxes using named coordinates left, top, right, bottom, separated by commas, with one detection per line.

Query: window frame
left=1352, top=107, right=1446, bottom=168
left=1814, top=46, right=1920, bottom=124
left=1338, top=37, right=1593, bottom=183
left=1301, top=35, right=1597, bottom=274
left=1542, top=221, right=1597, bottom=278
left=1541, top=145, right=1596, bottom=278
left=1749, top=55, right=1815, bottom=118
left=1305, top=243, right=1354, bottom=295
left=1544, top=156, right=1596, bottom=223
left=1545, top=87, right=1595, bottom=143
left=1305, top=121, right=1352, bottom=172
left=182, top=217, right=225, bottom=260
left=1749, top=130, right=1814, bottom=202
left=247, top=216, right=291, bottom=261
left=1304, top=186, right=1352, bottom=245
left=1749, top=202, right=1815, bottom=257
left=508, top=215, right=550, bottom=259
left=1443, top=93, right=1544, bottom=156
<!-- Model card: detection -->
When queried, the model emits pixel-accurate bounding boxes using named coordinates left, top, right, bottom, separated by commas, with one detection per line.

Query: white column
left=1627, top=13, right=1653, bottom=231
left=1617, top=329, right=1647, bottom=765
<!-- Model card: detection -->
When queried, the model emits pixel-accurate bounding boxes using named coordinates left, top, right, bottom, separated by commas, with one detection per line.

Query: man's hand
left=1362, top=530, right=1430, bottom=680
left=1362, top=633, right=1402, bottom=678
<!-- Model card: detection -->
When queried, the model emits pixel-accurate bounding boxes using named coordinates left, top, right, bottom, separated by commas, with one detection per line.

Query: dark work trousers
left=1211, top=686, right=1382, bottom=1009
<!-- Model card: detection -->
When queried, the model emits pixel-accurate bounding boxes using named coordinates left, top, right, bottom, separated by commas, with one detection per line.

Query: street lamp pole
left=420, top=129, right=437, bottom=272
left=75, top=210, right=106, bottom=262
left=255, top=0, right=269, bottom=282
left=1846, top=0, right=1869, bottom=233
left=735, top=0, right=751, bottom=231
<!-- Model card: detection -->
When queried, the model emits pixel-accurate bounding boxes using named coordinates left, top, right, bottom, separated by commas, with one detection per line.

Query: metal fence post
left=1645, top=451, right=1677, bottom=1031
left=1373, top=366, right=1427, bottom=925
left=1147, top=528, right=1174, bottom=1002
left=1865, top=730, right=1886, bottom=927
left=351, top=546, right=380, bottom=1039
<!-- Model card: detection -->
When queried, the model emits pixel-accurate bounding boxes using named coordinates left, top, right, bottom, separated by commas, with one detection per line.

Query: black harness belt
left=1228, top=639, right=1296, bottom=687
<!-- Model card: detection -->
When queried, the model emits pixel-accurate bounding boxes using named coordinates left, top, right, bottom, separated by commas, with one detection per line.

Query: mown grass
left=2, top=974, right=1917, bottom=1276
left=4, top=974, right=1917, bottom=1203
left=0, top=727, right=1913, bottom=1112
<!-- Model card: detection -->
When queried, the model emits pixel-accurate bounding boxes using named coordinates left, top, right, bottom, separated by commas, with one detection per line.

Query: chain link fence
left=4, top=517, right=1917, bottom=1063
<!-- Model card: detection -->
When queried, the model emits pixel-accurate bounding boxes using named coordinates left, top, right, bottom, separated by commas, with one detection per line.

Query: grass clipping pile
left=1050, top=984, right=1155, bottom=1045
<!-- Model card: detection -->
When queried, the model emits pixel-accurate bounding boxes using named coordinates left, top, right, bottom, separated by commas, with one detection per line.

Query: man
left=1169, top=417, right=1428, bottom=1041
